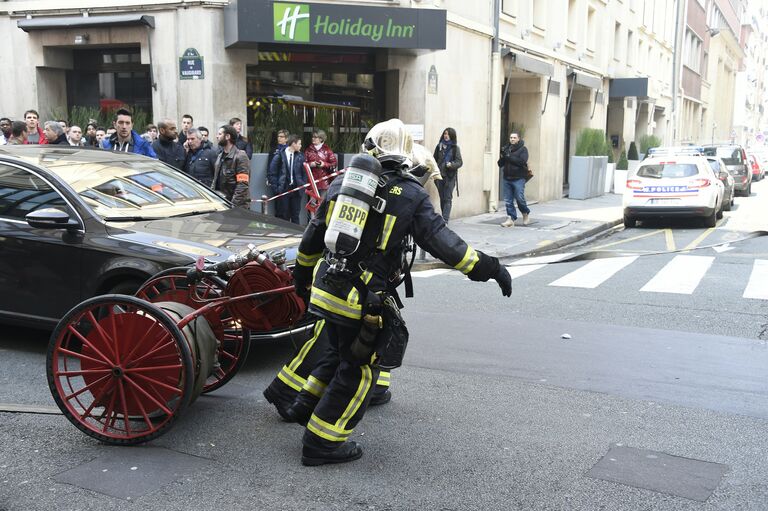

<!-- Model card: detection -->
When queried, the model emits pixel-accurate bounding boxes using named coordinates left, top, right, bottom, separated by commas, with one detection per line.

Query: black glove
left=494, top=264, right=512, bottom=297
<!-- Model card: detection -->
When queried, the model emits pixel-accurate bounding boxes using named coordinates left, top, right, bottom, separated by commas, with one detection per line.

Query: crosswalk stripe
left=412, top=268, right=453, bottom=278
left=743, top=259, right=768, bottom=299
left=549, top=256, right=638, bottom=288
left=504, top=264, right=547, bottom=280
left=640, top=255, right=714, bottom=294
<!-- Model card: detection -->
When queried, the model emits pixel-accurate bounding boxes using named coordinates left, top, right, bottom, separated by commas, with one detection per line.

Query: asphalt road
left=1, top=179, right=768, bottom=510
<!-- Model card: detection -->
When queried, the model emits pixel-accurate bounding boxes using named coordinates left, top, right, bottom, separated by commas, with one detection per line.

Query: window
left=0, top=165, right=71, bottom=221
left=501, top=0, right=517, bottom=17
left=587, top=6, right=597, bottom=51
left=567, top=0, right=579, bottom=43
left=533, top=1, right=547, bottom=30
left=627, top=30, right=635, bottom=66
left=638, top=40, right=644, bottom=71
left=684, top=29, right=702, bottom=73
left=637, top=164, right=699, bottom=179
left=614, top=22, right=622, bottom=60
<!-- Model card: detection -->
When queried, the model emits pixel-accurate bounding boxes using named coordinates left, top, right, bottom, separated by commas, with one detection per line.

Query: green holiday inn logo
left=273, top=3, right=416, bottom=43
left=274, top=3, right=311, bottom=42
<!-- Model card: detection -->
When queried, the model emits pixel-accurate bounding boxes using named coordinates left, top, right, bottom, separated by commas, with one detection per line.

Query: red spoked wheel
left=47, top=295, right=194, bottom=445
left=135, top=268, right=250, bottom=393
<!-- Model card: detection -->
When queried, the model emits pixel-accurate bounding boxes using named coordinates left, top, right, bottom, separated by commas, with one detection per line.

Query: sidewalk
left=414, top=192, right=624, bottom=269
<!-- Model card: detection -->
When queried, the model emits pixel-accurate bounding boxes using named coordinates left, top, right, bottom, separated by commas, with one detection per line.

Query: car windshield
left=39, top=154, right=228, bottom=220
left=636, top=163, right=699, bottom=179
left=702, top=147, right=742, bottom=166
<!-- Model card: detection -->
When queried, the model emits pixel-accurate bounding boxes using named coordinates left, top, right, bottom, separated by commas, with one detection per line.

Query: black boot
left=369, top=389, right=392, bottom=406
left=263, top=386, right=295, bottom=422
left=302, top=441, right=363, bottom=466
left=285, top=392, right=319, bottom=426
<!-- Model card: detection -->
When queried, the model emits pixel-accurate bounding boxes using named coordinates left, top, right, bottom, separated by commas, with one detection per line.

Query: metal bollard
left=260, top=195, right=268, bottom=215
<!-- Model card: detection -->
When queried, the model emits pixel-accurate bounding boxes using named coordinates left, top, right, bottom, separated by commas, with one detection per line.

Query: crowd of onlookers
left=0, top=109, right=340, bottom=224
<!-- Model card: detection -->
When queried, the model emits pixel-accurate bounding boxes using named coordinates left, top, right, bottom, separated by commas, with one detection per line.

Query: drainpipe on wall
left=486, top=0, right=501, bottom=212
left=670, top=0, right=685, bottom=145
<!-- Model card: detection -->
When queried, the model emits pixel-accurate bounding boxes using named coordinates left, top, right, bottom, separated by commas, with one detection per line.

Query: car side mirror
left=720, top=170, right=729, bottom=179
left=26, top=208, right=79, bottom=230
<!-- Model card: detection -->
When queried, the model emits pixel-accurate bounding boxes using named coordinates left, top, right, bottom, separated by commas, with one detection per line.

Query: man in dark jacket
left=213, top=125, right=251, bottom=208
left=267, top=134, right=306, bottom=224
left=183, top=128, right=217, bottom=186
left=152, top=119, right=186, bottom=169
left=101, top=108, right=157, bottom=158
left=42, top=121, right=69, bottom=145
left=497, top=132, right=531, bottom=227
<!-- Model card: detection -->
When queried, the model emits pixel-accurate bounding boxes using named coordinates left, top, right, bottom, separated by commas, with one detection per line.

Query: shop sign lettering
left=272, top=2, right=421, bottom=45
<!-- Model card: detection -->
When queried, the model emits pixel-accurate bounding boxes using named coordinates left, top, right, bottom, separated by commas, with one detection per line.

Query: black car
left=702, top=144, right=751, bottom=196
left=0, top=145, right=309, bottom=336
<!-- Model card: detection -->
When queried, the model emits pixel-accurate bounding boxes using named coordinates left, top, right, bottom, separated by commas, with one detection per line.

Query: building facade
left=0, top=0, right=755, bottom=217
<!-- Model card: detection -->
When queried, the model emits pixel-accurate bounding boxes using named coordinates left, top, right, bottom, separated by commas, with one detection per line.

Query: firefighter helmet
left=362, top=118, right=413, bottom=167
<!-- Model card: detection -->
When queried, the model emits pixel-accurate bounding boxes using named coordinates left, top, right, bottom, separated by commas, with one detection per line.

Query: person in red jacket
left=303, top=130, right=338, bottom=221
left=23, top=110, right=48, bottom=145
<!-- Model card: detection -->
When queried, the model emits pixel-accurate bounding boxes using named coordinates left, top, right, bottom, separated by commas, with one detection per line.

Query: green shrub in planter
left=627, top=141, right=639, bottom=160
left=575, top=128, right=609, bottom=156
left=639, top=134, right=662, bottom=155
left=617, top=149, right=629, bottom=170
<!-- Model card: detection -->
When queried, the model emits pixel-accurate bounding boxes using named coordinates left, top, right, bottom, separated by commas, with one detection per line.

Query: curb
left=411, top=218, right=623, bottom=271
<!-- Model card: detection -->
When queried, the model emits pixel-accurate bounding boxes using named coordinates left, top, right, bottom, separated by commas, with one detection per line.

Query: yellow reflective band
left=454, top=246, right=480, bottom=274
left=288, top=320, right=325, bottom=372
left=297, top=251, right=322, bottom=268
left=277, top=366, right=306, bottom=392
left=325, top=200, right=335, bottom=225
left=310, top=288, right=362, bottom=320
left=307, top=414, right=353, bottom=442
left=376, top=371, right=391, bottom=387
left=377, top=214, right=397, bottom=250
left=347, top=270, right=373, bottom=305
left=337, top=365, right=373, bottom=431
left=302, top=375, right=327, bottom=398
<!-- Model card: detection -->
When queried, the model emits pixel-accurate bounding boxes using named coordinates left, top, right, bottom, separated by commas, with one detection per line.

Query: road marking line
left=665, top=229, right=676, bottom=251
left=640, top=255, right=714, bottom=294
left=504, top=264, right=547, bottom=280
left=549, top=256, right=638, bottom=289
left=412, top=268, right=453, bottom=278
left=743, top=259, right=768, bottom=300
left=682, top=227, right=716, bottom=252
left=592, top=229, right=664, bottom=250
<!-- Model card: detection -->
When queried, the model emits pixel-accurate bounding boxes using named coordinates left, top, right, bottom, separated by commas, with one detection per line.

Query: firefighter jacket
left=294, top=171, right=502, bottom=328
left=212, top=145, right=251, bottom=208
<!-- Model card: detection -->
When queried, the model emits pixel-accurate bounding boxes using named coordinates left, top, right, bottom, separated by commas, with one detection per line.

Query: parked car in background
left=705, top=156, right=735, bottom=211
left=746, top=152, right=765, bottom=181
left=0, top=146, right=308, bottom=335
left=623, top=155, right=725, bottom=228
left=702, top=145, right=751, bottom=196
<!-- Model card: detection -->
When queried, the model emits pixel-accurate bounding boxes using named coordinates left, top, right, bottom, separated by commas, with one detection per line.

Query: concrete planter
left=249, top=153, right=272, bottom=215
left=569, top=156, right=607, bottom=200
left=604, top=163, right=615, bottom=193
left=613, top=169, right=628, bottom=195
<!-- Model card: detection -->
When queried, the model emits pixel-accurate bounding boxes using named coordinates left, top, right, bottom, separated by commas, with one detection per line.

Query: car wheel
left=724, top=194, right=732, bottom=211
left=716, top=205, right=723, bottom=220
left=747, top=183, right=752, bottom=195
left=704, top=210, right=717, bottom=228
left=107, top=280, right=143, bottom=296
left=623, top=215, right=636, bottom=228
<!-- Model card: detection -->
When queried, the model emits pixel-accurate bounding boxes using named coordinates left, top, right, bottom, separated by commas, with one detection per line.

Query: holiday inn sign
left=225, top=0, right=446, bottom=49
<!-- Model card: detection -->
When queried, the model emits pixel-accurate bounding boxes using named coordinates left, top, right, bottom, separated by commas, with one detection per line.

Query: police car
left=623, top=150, right=725, bottom=228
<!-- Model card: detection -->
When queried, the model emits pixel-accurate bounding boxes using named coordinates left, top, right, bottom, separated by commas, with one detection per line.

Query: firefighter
left=261, top=142, right=442, bottom=420
left=285, top=119, right=512, bottom=466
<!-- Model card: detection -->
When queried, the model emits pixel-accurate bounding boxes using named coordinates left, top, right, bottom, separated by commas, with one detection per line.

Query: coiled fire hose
left=225, top=259, right=306, bottom=332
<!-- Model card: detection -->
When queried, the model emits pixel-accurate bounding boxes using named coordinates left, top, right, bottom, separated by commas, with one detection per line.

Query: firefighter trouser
left=264, top=319, right=390, bottom=407
left=302, top=321, right=379, bottom=448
